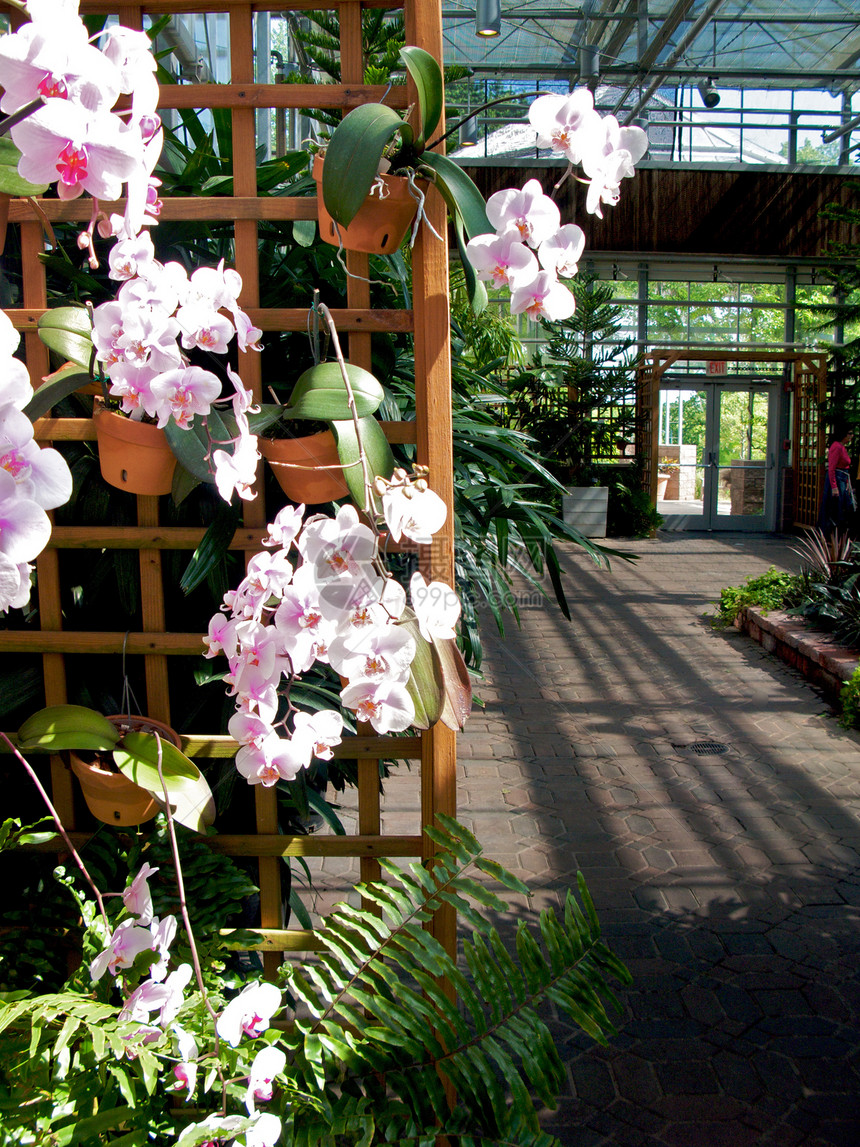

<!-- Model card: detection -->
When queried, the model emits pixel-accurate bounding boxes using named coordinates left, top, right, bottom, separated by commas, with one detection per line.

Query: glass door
left=657, top=381, right=777, bottom=530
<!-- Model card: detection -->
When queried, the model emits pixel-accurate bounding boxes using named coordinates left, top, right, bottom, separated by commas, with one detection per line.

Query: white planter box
left=562, top=486, right=609, bottom=538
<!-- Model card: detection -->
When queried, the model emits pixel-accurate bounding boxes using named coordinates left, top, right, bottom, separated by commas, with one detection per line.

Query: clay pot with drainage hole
left=93, top=400, right=176, bottom=496
left=313, top=155, right=422, bottom=255
left=259, top=427, right=350, bottom=503
left=16, top=706, right=216, bottom=832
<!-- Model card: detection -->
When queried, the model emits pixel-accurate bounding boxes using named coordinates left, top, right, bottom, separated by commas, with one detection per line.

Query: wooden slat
left=10, top=307, right=413, bottom=334
left=47, top=527, right=269, bottom=549
left=0, top=734, right=423, bottom=760
left=158, top=83, right=410, bottom=111
left=137, top=496, right=171, bottom=723
left=25, top=832, right=423, bottom=858
left=0, top=632, right=208, bottom=654
left=220, top=928, right=325, bottom=951
left=33, top=418, right=417, bottom=445
left=406, top=0, right=459, bottom=990
left=77, top=1, right=403, bottom=16
left=9, top=197, right=319, bottom=223
left=177, top=734, right=422, bottom=759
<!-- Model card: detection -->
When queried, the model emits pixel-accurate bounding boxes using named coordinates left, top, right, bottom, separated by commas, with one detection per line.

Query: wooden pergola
left=637, top=348, right=828, bottom=529
left=1, top=0, right=458, bottom=972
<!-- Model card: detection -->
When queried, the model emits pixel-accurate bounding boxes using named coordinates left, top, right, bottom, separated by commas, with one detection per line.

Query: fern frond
left=281, top=819, right=629, bottom=1146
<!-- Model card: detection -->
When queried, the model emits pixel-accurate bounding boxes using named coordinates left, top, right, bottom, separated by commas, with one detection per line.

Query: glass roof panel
left=441, top=2, right=860, bottom=93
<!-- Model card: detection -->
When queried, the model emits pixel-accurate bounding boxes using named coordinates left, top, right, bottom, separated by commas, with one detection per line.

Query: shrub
left=839, top=666, right=860, bottom=729
left=710, top=567, right=807, bottom=628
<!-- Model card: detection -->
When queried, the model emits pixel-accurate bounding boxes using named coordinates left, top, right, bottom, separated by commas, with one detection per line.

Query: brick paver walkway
left=310, top=532, right=860, bottom=1145
left=455, top=532, right=860, bottom=1147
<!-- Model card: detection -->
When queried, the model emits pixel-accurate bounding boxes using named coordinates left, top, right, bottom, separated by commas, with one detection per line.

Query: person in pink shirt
left=818, top=424, right=855, bottom=535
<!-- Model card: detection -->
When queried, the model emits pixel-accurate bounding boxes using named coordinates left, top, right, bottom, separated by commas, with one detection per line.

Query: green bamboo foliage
left=279, top=816, right=631, bottom=1146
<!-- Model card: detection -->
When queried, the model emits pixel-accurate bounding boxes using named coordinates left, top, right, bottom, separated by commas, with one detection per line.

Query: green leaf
left=293, top=219, right=317, bottom=247
left=113, top=730, right=199, bottom=789
left=400, top=46, right=443, bottom=148
left=179, top=502, right=239, bottom=594
left=419, top=151, right=492, bottom=239
left=434, top=636, right=473, bottom=731
left=163, top=410, right=221, bottom=484
left=330, top=415, right=395, bottom=511
left=23, top=363, right=91, bottom=421
left=322, top=104, right=412, bottom=227
left=37, top=306, right=93, bottom=368
left=400, top=613, right=444, bottom=730
left=0, top=138, right=48, bottom=196
left=285, top=361, right=384, bottom=421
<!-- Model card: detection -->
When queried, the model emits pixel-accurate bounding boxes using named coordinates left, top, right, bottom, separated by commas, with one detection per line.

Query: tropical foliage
left=0, top=815, right=630, bottom=1147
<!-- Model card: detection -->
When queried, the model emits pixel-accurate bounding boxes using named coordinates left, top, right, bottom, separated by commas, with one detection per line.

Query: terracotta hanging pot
left=313, top=155, right=421, bottom=255
left=93, top=402, right=176, bottom=496
left=258, top=429, right=349, bottom=503
left=70, top=715, right=181, bottom=827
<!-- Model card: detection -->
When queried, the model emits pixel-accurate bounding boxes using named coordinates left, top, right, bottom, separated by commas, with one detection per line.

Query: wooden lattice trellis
left=0, top=0, right=457, bottom=970
left=637, top=348, right=827, bottom=528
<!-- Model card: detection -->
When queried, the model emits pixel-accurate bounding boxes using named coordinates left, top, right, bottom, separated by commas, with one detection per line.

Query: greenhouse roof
left=441, top=1, right=860, bottom=95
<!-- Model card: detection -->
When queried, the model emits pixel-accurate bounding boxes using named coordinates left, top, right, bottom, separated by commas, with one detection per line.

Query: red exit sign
left=706, top=360, right=728, bottom=376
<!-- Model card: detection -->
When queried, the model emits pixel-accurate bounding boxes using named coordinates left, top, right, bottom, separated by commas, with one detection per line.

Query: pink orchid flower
left=486, top=179, right=561, bottom=249
left=216, top=981, right=282, bottom=1047
left=340, top=679, right=415, bottom=734
left=122, top=862, right=158, bottom=924
left=464, top=232, right=539, bottom=290
left=538, top=223, right=586, bottom=279
left=510, top=270, right=577, bottom=323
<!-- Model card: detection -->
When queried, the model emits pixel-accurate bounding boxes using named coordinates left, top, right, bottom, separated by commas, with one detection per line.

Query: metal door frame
left=657, top=376, right=779, bottom=531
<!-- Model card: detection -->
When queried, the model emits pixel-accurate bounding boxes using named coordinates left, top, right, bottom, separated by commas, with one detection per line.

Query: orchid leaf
left=322, top=103, right=412, bottom=227
left=37, top=307, right=93, bottom=369
left=179, top=501, right=240, bottom=594
left=0, top=138, right=48, bottom=196
left=113, top=730, right=199, bottom=787
left=418, top=150, right=492, bottom=239
left=400, top=613, right=444, bottom=730
left=284, top=361, right=384, bottom=421
left=23, top=363, right=92, bottom=421
left=401, top=46, right=443, bottom=148
left=330, top=416, right=395, bottom=511
left=435, top=637, right=474, bottom=730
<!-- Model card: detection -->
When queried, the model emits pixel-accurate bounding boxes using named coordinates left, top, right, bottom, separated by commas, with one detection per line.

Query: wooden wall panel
left=463, top=166, right=860, bottom=259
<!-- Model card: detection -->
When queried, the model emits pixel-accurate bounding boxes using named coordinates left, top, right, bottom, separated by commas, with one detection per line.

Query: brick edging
left=733, top=607, right=860, bottom=701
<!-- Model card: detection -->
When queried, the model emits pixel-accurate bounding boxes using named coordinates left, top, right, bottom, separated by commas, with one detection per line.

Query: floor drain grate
left=678, top=741, right=729, bottom=756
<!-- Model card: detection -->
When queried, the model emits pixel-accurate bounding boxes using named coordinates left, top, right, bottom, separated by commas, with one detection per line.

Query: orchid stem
left=0, top=97, right=43, bottom=139
left=0, top=731, right=109, bottom=931
left=315, top=301, right=376, bottom=517
left=152, top=733, right=227, bottom=1112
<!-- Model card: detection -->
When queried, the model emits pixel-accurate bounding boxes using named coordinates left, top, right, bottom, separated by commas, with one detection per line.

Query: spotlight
left=697, top=76, right=720, bottom=109
left=475, top=0, right=501, bottom=37
left=579, top=44, right=600, bottom=85
left=459, top=119, right=478, bottom=147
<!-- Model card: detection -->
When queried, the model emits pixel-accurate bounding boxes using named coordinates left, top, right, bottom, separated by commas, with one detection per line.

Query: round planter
left=259, top=429, right=349, bottom=504
left=93, top=404, right=176, bottom=496
left=70, top=716, right=181, bottom=827
left=313, top=155, right=420, bottom=255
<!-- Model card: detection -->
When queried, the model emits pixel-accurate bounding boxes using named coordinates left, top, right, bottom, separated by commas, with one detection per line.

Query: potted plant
left=316, top=46, right=491, bottom=304
left=255, top=357, right=394, bottom=505
left=16, top=704, right=215, bottom=831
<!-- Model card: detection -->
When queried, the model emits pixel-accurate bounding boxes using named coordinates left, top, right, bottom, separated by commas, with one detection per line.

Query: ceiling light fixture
left=579, top=44, right=600, bottom=85
left=475, top=0, right=501, bottom=37
left=697, top=76, right=720, bottom=109
left=459, top=119, right=478, bottom=147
